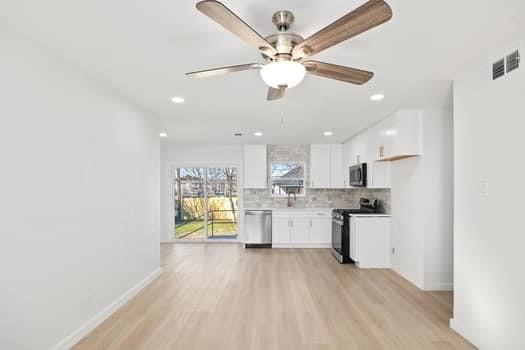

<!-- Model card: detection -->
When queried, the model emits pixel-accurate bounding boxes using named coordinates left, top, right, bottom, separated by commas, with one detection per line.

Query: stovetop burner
left=333, top=208, right=375, bottom=215
left=332, top=198, right=380, bottom=216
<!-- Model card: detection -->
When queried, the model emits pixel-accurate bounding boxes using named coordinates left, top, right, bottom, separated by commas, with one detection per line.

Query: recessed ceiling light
left=254, top=131, right=263, bottom=137
left=171, top=96, right=185, bottom=104
left=323, top=131, right=333, bottom=136
left=385, top=129, right=397, bottom=136
left=370, top=94, right=385, bottom=101
left=159, top=132, right=168, bottom=138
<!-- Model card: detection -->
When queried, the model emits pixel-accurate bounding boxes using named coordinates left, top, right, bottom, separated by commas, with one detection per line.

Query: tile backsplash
left=244, top=188, right=391, bottom=212
left=243, top=145, right=391, bottom=213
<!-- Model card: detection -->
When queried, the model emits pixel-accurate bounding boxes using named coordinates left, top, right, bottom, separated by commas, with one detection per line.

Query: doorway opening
left=172, top=166, right=239, bottom=240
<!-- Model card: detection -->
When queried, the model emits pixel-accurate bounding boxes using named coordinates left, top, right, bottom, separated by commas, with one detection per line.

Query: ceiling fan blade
left=292, top=0, right=392, bottom=59
left=186, top=63, right=262, bottom=78
left=267, top=86, right=286, bottom=101
left=196, top=0, right=276, bottom=56
left=304, top=61, right=374, bottom=85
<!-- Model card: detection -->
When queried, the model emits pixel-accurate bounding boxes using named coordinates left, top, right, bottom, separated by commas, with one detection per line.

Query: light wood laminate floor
left=74, top=244, right=474, bottom=350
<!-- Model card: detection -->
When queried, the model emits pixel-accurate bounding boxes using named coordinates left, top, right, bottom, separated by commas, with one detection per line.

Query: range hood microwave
left=349, top=163, right=367, bottom=187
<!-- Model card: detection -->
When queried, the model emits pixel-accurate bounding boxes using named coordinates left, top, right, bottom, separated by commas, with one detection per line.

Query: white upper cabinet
left=376, top=116, right=397, bottom=160
left=244, top=145, right=267, bottom=188
left=347, top=133, right=367, bottom=166
left=375, top=110, right=423, bottom=161
left=330, top=144, right=345, bottom=188
left=310, top=144, right=345, bottom=189
left=345, top=109, right=423, bottom=164
left=310, top=144, right=331, bottom=188
left=367, top=161, right=391, bottom=189
left=342, top=142, right=351, bottom=188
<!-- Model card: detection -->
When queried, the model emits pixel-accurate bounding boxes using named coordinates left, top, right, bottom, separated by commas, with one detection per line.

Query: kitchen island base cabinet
left=272, top=211, right=331, bottom=248
left=350, top=216, right=391, bottom=268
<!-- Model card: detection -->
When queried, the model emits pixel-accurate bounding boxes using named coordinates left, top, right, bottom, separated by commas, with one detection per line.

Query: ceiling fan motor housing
left=265, top=11, right=304, bottom=60
left=272, top=10, right=294, bottom=31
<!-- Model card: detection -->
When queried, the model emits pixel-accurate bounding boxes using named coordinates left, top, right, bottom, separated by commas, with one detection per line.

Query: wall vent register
left=506, top=50, right=520, bottom=73
left=493, top=58, right=505, bottom=80
left=493, top=50, right=520, bottom=80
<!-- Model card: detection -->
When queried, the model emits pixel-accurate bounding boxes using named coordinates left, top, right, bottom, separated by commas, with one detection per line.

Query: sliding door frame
left=168, top=161, right=243, bottom=243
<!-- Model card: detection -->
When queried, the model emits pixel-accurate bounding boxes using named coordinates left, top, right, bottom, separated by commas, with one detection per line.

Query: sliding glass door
left=173, top=166, right=238, bottom=240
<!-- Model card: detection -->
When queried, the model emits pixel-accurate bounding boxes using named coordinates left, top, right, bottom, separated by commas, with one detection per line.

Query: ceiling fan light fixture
left=260, top=61, right=306, bottom=89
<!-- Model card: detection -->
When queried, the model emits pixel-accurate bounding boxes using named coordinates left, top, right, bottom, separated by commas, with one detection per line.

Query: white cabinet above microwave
left=373, top=110, right=423, bottom=162
left=346, top=109, right=423, bottom=165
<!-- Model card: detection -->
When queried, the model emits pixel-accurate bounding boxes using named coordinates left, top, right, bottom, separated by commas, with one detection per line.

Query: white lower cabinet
left=272, top=217, right=291, bottom=244
left=272, top=211, right=331, bottom=247
left=350, top=216, right=391, bottom=268
left=290, top=218, right=310, bottom=244
left=310, top=218, right=332, bottom=244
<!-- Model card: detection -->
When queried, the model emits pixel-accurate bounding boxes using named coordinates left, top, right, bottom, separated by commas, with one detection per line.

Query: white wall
left=452, top=37, right=525, bottom=349
left=160, top=145, right=243, bottom=242
left=390, top=109, right=454, bottom=291
left=0, top=29, right=160, bottom=349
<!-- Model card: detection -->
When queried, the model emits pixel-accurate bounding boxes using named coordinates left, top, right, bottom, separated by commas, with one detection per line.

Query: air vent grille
left=506, top=50, right=520, bottom=73
left=493, top=59, right=505, bottom=80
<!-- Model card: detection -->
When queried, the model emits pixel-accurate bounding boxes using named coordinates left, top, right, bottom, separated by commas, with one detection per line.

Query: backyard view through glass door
left=173, top=166, right=238, bottom=240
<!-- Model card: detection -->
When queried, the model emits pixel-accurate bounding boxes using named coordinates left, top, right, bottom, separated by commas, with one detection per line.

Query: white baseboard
left=450, top=318, right=484, bottom=349
left=52, top=267, right=161, bottom=350
left=391, top=267, right=453, bottom=291
left=272, top=243, right=331, bottom=248
left=391, top=267, right=425, bottom=290
left=423, top=282, right=454, bottom=291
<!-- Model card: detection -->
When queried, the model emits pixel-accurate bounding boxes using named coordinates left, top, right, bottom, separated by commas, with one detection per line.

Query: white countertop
left=243, top=208, right=391, bottom=218
left=244, top=208, right=332, bottom=212
left=349, top=214, right=391, bottom=217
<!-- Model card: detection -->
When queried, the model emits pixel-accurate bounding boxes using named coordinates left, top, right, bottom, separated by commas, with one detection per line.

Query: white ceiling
left=1, top=0, right=523, bottom=144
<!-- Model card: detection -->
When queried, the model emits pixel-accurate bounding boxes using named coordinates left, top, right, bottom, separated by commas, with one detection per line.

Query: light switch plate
left=480, top=180, right=489, bottom=196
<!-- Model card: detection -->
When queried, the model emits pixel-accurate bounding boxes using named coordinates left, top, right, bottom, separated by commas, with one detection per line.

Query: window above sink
left=270, top=162, right=305, bottom=197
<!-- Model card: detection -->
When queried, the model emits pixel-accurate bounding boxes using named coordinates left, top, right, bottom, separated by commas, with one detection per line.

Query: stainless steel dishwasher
left=244, top=210, right=272, bottom=248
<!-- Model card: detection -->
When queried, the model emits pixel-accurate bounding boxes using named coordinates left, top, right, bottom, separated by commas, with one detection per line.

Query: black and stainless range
left=331, top=198, right=380, bottom=263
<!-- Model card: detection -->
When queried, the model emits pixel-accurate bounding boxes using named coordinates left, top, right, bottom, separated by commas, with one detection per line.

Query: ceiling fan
left=186, top=0, right=393, bottom=101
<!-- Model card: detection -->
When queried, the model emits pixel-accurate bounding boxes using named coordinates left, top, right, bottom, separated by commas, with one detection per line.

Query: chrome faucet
left=287, top=191, right=296, bottom=207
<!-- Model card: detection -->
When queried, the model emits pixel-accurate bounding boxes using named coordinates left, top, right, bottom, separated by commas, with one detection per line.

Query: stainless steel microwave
left=349, top=163, right=367, bottom=187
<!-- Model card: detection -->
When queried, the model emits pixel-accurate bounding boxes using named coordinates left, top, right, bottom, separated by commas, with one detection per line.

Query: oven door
left=331, top=216, right=345, bottom=261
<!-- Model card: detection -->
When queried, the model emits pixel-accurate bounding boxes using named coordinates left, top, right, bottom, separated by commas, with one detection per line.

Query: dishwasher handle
left=245, top=211, right=272, bottom=216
